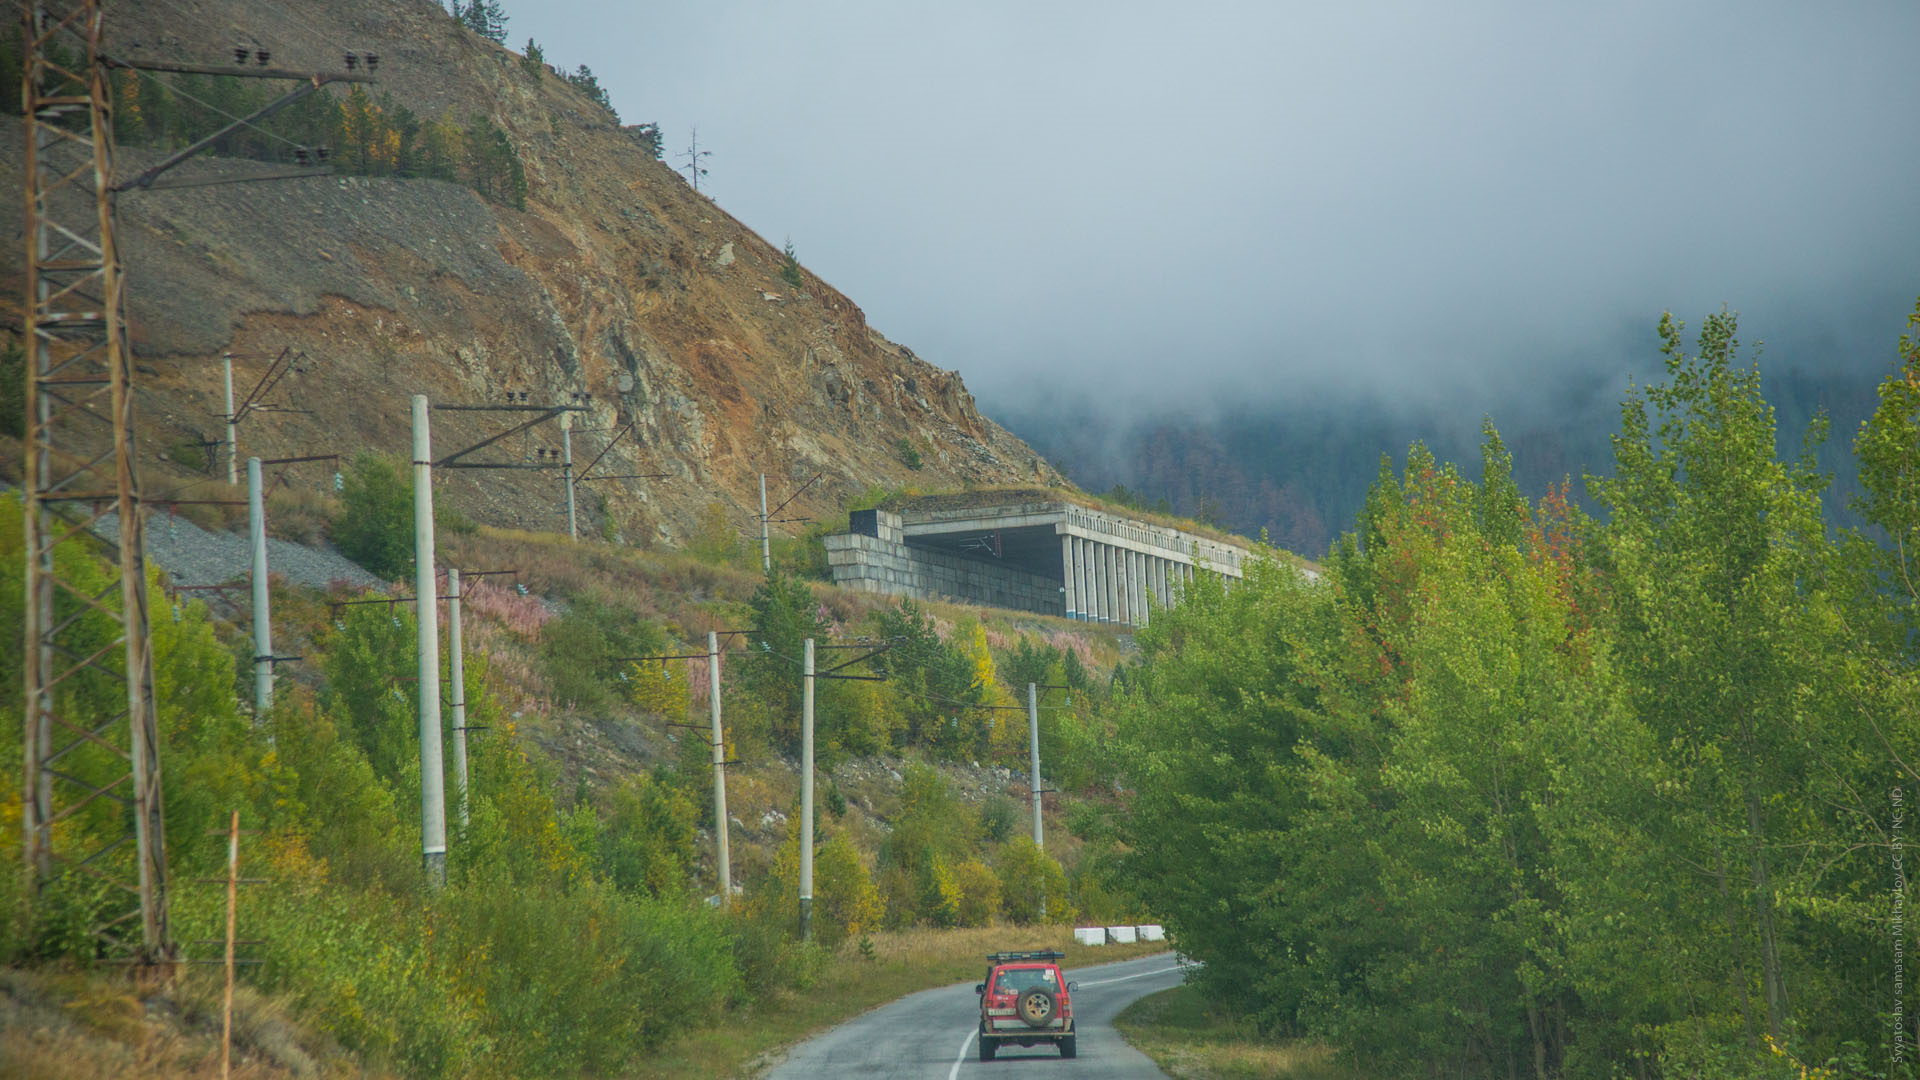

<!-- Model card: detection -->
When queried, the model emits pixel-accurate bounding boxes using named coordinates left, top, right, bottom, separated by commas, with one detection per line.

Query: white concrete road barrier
left=1105, top=925, right=1138, bottom=944
left=1074, top=926, right=1107, bottom=946
left=1135, top=924, right=1165, bottom=942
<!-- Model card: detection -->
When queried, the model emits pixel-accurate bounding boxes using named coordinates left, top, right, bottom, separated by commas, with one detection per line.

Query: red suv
left=975, top=950, right=1077, bottom=1060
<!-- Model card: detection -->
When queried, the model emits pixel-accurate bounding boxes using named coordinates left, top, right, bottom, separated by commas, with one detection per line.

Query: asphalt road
left=765, top=951, right=1190, bottom=1080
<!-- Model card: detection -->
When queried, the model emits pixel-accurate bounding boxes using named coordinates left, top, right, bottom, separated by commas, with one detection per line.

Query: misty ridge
left=518, top=1, right=1920, bottom=563
left=992, top=335, right=1888, bottom=559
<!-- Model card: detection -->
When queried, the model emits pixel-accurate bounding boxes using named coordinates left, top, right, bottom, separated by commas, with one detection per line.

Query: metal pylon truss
left=19, top=0, right=170, bottom=959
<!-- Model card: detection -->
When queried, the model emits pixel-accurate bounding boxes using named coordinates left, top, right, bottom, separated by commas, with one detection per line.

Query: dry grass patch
left=0, top=966, right=382, bottom=1080
left=1115, top=984, right=1353, bottom=1080
left=635, top=927, right=1168, bottom=1080
left=264, top=485, right=339, bottom=545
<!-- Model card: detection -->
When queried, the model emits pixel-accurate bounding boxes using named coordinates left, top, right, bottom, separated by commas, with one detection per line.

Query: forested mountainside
left=1002, top=365, right=1883, bottom=558
left=0, top=0, right=1060, bottom=545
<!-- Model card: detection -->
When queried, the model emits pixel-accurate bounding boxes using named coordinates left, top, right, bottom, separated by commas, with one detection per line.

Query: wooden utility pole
left=220, top=810, right=240, bottom=1080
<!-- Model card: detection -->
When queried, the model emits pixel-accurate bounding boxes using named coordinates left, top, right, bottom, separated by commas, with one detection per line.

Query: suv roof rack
left=987, top=950, right=1067, bottom=963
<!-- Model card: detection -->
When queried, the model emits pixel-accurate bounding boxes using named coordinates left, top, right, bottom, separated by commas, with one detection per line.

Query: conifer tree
left=455, top=0, right=508, bottom=44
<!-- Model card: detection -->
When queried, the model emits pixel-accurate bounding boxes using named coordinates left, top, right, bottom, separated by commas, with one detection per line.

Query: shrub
left=922, top=854, right=962, bottom=927
left=727, top=907, right=825, bottom=996
left=166, top=436, right=214, bottom=473
left=997, top=836, right=1073, bottom=925
left=597, top=772, right=699, bottom=898
left=951, top=857, right=1002, bottom=927
left=539, top=597, right=662, bottom=714
left=259, top=695, right=410, bottom=885
left=686, top=501, right=744, bottom=566
left=819, top=675, right=898, bottom=758
left=623, top=657, right=682, bottom=716
left=332, top=452, right=413, bottom=580
left=318, top=601, right=421, bottom=782
left=878, top=764, right=978, bottom=879
left=435, top=502, right=478, bottom=536
left=813, top=834, right=883, bottom=946
left=979, top=796, right=1020, bottom=844
left=897, top=437, right=923, bottom=471
left=264, top=485, right=336, bottom=544
left=437, top=879, right=738, bottom=1074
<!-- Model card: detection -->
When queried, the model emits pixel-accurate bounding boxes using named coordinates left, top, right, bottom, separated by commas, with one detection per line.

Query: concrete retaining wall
left=826, top=531, right=1067, bottom=617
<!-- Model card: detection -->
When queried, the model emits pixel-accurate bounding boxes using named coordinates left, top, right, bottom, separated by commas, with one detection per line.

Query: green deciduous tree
left=1590, top=310, right=1843, bottom=1056
left=332, top=451, right=413, bottom=580
left=1111, top=309, right=1910, bottom=1077
left=996, top=836, right=1071, bottom=925
left=598, top=772, right=699, bottom=898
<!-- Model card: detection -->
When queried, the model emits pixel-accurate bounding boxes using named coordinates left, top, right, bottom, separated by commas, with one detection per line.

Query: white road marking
left=1072, top=965, right=1185, bottom=987
left=948, top=1027, right=977, bottom=1079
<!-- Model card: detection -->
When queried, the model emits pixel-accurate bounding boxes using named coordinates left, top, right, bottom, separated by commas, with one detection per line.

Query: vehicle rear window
left=993, top=968, right=1058, bottom=994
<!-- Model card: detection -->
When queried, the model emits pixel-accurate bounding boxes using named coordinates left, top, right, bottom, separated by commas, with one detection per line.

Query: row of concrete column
left=1060, top=533, right=1193, bottom=626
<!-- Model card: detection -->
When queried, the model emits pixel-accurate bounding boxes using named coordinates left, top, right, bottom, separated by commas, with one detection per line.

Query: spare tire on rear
left=1018, top=986, right=1057, bottom=1028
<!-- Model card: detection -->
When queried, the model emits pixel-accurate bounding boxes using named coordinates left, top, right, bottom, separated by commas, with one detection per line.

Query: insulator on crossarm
left=344, top=52, right=358, bottom=70
left=256, top=48, right=270, bottom=66
left=365, top=54, right=380, bottom=72
left=314, top=146, right=331, bottom=162
left=294, top=147, right=310, bottom=165
left=234, top=43, right=250, bottom=64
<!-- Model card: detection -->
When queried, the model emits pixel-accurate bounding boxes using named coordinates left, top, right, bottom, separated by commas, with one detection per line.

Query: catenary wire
left=124, top=65, right=310, bottom=153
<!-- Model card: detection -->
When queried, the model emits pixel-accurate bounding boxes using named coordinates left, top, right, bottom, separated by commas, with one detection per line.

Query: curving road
left=765, top=951, right=1190, bottom=1079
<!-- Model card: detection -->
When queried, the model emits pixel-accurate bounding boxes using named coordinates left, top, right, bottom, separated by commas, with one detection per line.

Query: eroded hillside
left=0, top=0, right=1061, bottom=544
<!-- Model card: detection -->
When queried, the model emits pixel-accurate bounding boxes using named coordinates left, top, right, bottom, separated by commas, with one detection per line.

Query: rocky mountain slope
left=1, top=0, right=1060, bottom=546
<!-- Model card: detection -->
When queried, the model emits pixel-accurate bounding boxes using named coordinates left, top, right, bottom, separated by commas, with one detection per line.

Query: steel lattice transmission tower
left=19, top=0, right=170, bottom=959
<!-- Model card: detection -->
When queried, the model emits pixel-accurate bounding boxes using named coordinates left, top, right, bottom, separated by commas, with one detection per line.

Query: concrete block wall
left=825, top=531, right=1067, bottom=617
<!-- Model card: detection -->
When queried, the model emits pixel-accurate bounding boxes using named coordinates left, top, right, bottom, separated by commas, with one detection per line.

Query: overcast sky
left=512, top=1, right=1920, bottom=418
